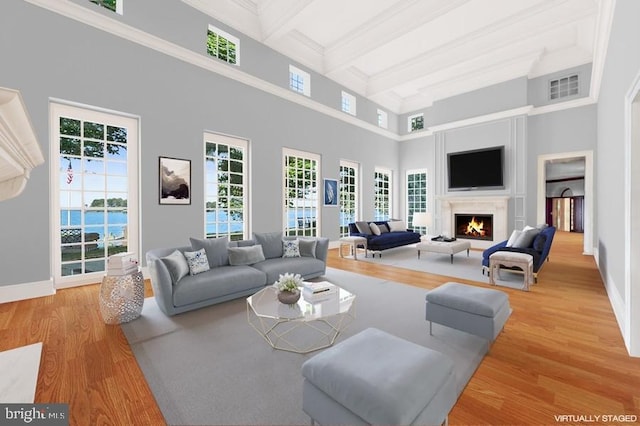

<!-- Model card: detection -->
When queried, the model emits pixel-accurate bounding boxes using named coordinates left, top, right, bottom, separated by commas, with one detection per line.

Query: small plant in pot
left=275, top=273, right=303, bottom=305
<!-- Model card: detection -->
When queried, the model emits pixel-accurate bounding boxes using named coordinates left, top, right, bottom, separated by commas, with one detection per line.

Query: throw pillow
left=388, top=220, right=406, bottom=232
left=190, top=236, right=229, bottom=268
left=298, top=238, right=317, bottom=258
left=282, top=239, right=301, bottom=258
left=160, top=250, right=189, bottom=284
left=532, top=233, right=547, bottom=252
left=228, top=245, right=266, bottom=266
left=512, top=228, right=541, bottom=249
left=378, top=223, right=390, bottom=233
left=254, top=231, right=284, bottom=259
left=183, top=248, right=210, bottom=275
left=355, top=221, right=372, bottom=235
left=506, top=230, right=521, bottom=247
left=369, top=223, right=382, bottom=235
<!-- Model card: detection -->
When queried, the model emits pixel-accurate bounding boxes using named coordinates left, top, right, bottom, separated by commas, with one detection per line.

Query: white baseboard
left=594, top=246, right=628, bottom=348
left=0, top=279, right=55, bottom=304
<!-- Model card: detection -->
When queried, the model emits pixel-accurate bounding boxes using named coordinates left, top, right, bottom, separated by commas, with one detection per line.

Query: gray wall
left=597, top=0, right=640, bottom=298
left=0, top=1, right=398, bottom=286
left=528, top=63, right=592, bottom=107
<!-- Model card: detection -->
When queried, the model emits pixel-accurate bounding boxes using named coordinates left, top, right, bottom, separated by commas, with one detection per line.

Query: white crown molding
left=0, top=279, right=55, bottom=304
left=25, top=0, right=397, bottom=141
left=589, top=0, right=616, bottom=101
left=528, top=96, right=597, bottom=116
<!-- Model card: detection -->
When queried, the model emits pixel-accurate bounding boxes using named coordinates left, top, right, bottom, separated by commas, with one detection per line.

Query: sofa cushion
left=183, top=248, right=210, bottom=276
left=355, top=221, right=372, bottom=235
left=388, top=220, right=406, bottom=232
left=160, top=250, right=189, bottom=284
left=172, top=265, right=267, bottom=307
left=190, top=236, right=229, bottom=268
left=532, top=233, right=547, bottom=252
left=512, top=228, right=540, bottom=248
left=254, top=231, right=284, bottom=259
left=299, top=238, right=317, bottom=258
left=228, top=245, right=265, bottom=266
left=505, top=230, right=521, bottom=247
left=251, top=257, right=326, bottom=283
left=378, top=223, right=389, bottom=233
left=369, top=223, right=382, bottom=235
left=282, top=239, right=301, bottom=258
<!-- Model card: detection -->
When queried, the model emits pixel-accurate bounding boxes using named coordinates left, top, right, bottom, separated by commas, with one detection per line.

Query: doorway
left=547, top=196, right=584, bottom=232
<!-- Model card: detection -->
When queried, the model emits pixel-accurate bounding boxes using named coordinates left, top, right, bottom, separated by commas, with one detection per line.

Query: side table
left=338, top=236, right=368, bottom=260
left=99, top=270, right=144, bottom=324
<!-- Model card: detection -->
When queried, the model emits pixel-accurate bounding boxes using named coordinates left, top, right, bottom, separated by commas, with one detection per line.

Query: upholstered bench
left=301, top=328, right=457, bottom=426
left=489, top=251, right=534, bottom=290
left=425, top=282, right=511, bottom=342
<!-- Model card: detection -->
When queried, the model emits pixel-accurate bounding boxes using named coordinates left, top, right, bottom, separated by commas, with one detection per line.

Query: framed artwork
left=159, top=156, right=191, bottom=205
left=323, top=178, right=338, bottom=206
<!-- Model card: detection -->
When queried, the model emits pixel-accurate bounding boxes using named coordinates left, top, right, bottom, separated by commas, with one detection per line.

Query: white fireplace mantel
left=437, top=195, right=510, bottom=249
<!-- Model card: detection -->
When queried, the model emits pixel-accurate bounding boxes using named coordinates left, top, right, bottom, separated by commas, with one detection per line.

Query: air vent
left=550, top=74, right=579, bottom=100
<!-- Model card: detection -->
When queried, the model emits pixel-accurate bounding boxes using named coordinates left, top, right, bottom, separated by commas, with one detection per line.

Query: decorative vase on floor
left=277, top=289, right=301, bottom=305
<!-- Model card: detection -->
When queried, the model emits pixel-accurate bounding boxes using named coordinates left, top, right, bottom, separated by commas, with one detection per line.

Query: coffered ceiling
left=182, top=0, right=611, bottom=114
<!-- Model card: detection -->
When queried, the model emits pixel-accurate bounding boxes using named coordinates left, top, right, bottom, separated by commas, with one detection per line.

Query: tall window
left=339, top=161, right=359, bottom=237
left=205, top=132, right=248, bottom=241
left=408, top=113, right=424, bottom=132
left=207, top=25, right=239, bottom=65
left=406, top=170, right=428, bottom=233
left=341, top=91, right=357, bottom=116
left=289, top=65, right=310, bottom=97
left=284, top=149, right=319, bottom=236
left=51, top=102, right=138, bottom=286
left=89, top=0, right=123, bottom=14
left=374, top=168, right=392, bottom=221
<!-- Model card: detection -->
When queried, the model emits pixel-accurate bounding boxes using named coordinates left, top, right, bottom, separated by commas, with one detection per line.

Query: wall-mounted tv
left=447, top=146, right=505, bottom=191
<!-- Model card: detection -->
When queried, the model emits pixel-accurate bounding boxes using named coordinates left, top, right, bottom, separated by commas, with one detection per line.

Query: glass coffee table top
left=247, top=282, right=356, bottom=353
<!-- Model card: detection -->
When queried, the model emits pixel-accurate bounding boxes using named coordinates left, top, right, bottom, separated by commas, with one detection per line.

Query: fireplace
left=455, top=214, right=494, bottom=241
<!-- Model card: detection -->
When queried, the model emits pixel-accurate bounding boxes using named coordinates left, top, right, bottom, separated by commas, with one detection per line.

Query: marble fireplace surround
left=438, top=196, right=510, bottom=249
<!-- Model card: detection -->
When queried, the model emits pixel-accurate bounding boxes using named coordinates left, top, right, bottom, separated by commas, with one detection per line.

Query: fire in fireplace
left=454, top=214, right=494, bottom=241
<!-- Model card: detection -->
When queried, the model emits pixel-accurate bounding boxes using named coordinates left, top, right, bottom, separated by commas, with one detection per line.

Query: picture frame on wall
left=323, top=178, right=338, bottom=206
left=159, top=156, right=191, bottom=205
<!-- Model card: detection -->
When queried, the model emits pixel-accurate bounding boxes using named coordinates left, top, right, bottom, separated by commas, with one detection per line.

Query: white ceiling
left=183, top=0, right=607, bottom=114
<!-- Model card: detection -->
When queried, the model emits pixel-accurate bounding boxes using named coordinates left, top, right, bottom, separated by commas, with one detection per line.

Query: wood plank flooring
left=1, top=231, right=638, bottom=425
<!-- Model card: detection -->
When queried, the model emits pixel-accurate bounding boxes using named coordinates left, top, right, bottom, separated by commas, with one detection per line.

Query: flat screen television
left=447, top=146, right=505, bottom=191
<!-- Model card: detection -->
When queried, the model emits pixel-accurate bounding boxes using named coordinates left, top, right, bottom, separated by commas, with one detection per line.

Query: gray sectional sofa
left=146, top=231, right=329, bottom=316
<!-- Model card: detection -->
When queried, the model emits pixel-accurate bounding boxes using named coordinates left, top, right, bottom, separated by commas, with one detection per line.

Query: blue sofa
left=481, top=226, right=556, bottom=281
left=348, top=221, right=421, bottom=257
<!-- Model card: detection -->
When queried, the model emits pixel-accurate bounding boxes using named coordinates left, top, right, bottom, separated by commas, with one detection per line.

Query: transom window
left=406, top=170, right=428, bottom=233
left=550, top=73, right=579, bottom=100
left=408, top=113, right=424, bottom=132
left=374, top=168, right=392, bottom=221
left=289, top=65, right=310, bottom=97
left=339, top=161, right=359, bottom=237
left=377, top=109, right=388, bottom=129
left=51, top=102, right=138, bottom=286
left=89, top=0, right=123, bottom=14
left=341, top=91, right=357, bottom=116
left=284, top=149, right=319, bottom=236
left=207, top=25, right=239, bottom=65
left=205, top=132, right=248, bottom=241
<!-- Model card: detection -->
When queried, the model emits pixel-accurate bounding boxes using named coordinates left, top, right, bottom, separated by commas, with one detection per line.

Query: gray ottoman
left=425, top=282, right=511, bottom=341
left=301, top=328, right=456, bottom=426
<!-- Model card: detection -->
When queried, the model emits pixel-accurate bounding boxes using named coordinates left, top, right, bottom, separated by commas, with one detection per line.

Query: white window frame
left=50, top=101, right=139, bottom=288
left=408, top=113, right=424, bottom=132
left=283, top=148, right=320, bottom=236
left=289, top=65, right=311, bottom=97
left=406, top=169, right=428, bottom=233
left=341, top=91, right=357, bottom=116
left=549, top=73, right=579, bottom=100
left=204, top=131, right=250, bottom=241
left=207, top=24, right=240, bottom=66
left=374, top=167, right=393, bottom=221
left=377, top=109, right=388, bottom=129
left=339, top=160, right=360, bottom=237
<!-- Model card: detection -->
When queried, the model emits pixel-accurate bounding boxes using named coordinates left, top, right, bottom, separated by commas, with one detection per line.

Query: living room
left=2, top=0, right=640, bottom=424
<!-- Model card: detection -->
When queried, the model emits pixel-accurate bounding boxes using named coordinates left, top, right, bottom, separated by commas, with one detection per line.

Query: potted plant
left=275, top=273, right=303, bottom=305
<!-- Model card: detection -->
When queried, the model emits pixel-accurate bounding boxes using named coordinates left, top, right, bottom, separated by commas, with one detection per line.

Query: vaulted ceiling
left=183, top=0, right=609, bottom=114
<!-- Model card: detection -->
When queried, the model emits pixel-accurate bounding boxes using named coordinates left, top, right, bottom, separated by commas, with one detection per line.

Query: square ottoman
left=425, top=282, right=511, bottom=342
left=301, top=328, right=456, bottom=426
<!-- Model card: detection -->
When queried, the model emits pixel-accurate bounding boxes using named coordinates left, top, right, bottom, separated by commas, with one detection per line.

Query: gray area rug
left=360, top=243, right=529, bottom=290
left=122, top=268, right=488, bottom=426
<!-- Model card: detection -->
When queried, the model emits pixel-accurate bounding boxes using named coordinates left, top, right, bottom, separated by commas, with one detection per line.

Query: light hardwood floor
left=1, top=231, right=638, bottom=425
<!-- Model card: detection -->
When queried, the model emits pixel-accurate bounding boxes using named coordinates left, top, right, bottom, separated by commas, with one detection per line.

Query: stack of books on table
left=107, top=252, right=139, bottom=276
left=302, top=281, right=337, bottom=302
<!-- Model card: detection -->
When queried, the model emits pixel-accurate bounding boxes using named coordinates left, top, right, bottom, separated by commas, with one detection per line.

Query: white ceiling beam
left=258, top=0, right=316, bottom=43
left=323, top=0, right=472, bottom=75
